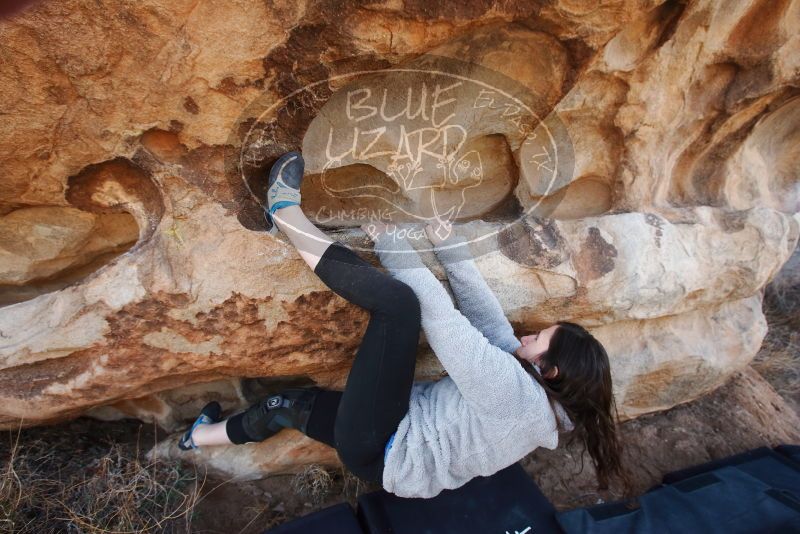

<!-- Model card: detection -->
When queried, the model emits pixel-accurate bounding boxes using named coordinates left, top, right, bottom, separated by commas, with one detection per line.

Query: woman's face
left=514, top=325, right=559, bottom=369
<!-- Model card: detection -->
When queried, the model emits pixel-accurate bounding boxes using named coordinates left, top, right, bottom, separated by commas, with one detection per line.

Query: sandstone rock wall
left=0, top=0, right=798, bottom=477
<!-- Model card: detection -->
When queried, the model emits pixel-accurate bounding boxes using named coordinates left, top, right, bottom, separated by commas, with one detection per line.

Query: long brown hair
left=520, top=321, right=633, bottom=497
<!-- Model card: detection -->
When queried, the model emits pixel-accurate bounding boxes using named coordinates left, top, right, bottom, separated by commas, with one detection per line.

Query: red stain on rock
left=183, top=95, right=200, bottom=114
left=0, top=289, right=375, bottom=427
left=573, top=226, right=617, bottom=282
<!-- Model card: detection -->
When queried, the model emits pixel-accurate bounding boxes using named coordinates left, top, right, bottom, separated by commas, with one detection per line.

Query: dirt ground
left=189, top=246, right=800, bottom=532
left=181, top=365, right=800, bottom=533
left=525, top=366, right=800, bottom=510
left=4, top=249, right=798, bottom=533
left=5, top=361, right=797, bottom=533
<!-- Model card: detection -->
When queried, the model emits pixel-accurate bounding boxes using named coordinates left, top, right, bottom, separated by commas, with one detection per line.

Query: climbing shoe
left=178, top=401, right=222, bottom=451
left=263, top=151, right=305, bottom=236
left=239, top=387, right=321, bottom=442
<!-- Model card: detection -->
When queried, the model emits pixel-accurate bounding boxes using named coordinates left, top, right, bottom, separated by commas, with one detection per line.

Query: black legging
left=260, top=241, right=421, bottom=484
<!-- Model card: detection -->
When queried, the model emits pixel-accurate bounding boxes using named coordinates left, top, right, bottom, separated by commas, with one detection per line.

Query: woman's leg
left=268, top=203, right=420, bottom=476
left=195, top=204, right=420, bottom=483
left=312, top=240, right=421, bottom=484
left=191, top=419, right=232, bottom=446
left=191, top=388, right=343, bottom=448
left=271, top=204, right=334, bottom=272
left=190, top=201, right=372, bottom=448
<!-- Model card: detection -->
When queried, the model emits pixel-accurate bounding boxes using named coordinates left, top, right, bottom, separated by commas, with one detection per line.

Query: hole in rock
left=302, top=133, right=522, bottom=228
left=668, top=93, right=800, bottom=212
left=732, top=95, right=800, bottom=213
left=237, top=46, right=593, bottom=232
left=140, top=128, right=188, bottom=164
left=241, top=376, right=319, bottom=403
left=66, top=157, right=164, bottom=239
left=523, top=175, right=612, bottom=220
left=0, top=206, right=139, bottom=307
left=0, top=158, right=163, bottom=308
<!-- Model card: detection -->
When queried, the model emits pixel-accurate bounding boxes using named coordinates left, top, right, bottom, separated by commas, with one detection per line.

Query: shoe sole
left=269, top=152, right=302, bottom=189
left=264, top=151, right=303, bottom=235
left=200, top=401, right=222, bottom=422
left=178, top=401, right=223, bottom=450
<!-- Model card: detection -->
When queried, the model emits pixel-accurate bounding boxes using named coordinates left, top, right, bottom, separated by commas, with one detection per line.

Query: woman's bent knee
left=389, top=282, right=421, bottom=326
left=335, top=436, right=384, bottom=483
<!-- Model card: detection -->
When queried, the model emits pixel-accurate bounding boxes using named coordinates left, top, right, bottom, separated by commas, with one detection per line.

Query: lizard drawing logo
left=228, top=54, right=574, bottom=257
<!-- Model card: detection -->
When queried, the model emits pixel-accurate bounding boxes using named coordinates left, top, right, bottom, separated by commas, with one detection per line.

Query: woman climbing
left=178, top=151, right=630, bottom=498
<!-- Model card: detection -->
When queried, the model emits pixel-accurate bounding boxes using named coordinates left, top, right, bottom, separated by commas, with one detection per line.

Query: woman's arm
left=428, top=230, right=522, bottom=355
left=368, top=227, right=535, bottom=420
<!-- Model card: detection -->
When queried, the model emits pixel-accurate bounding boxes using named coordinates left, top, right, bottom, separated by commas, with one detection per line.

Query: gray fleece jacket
left=372, top=229, right=574, bottom=499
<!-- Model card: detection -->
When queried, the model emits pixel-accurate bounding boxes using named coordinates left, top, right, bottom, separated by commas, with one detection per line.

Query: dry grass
left=752, top=257, right=800, bottom=409
left=753, top=328, right=800, bottom=395
left=340, top=468, right=370, bottom=505
left=288, top=464, right=369, bottom=509
left=227, top=465, right=351, bottom=532
left=0, top=422, right=203, bottom=533
left=289, top=464, right=334, bottom=507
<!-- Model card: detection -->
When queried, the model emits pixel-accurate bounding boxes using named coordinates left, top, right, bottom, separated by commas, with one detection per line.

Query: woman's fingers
left=361, top=223, right=378, bottom=241
left=361, top=221, right=392, bottom=241
left=425, top=224, right=444, bottom=245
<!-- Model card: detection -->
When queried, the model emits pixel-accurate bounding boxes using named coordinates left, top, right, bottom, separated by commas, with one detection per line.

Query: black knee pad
left=238, top=388, right=320, bottom=443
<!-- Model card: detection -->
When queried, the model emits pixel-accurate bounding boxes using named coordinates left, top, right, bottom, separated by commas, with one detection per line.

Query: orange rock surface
left=0, top=0, right=797, bottom=476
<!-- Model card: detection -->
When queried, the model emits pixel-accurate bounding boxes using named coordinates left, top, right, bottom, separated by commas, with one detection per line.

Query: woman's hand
left=425, top=223, right=451, bottom=246
left=361, top=220, right=395, bottom=242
